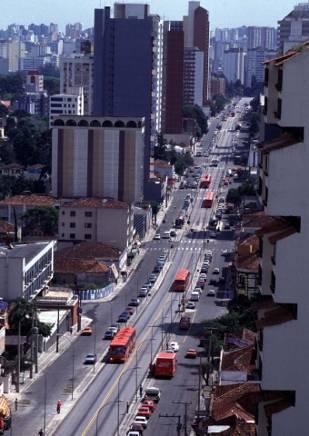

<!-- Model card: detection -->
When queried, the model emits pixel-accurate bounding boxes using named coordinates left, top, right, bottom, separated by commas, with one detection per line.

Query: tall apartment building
left=0, top=39, right=25, bottom=72
left=60, top=54, right=94, bottom=115
left=25, top=70, right=44, bottom=93
left=247, top=26, right=277, bottom=50
left=222, top=48, right=246, bottom=84
left=278, top=2, right=309, bottom=54
left=245, top=48, right=276, bottom=88
left=257, top=42, right=309, bottom=435
left=162, top=21, right=184, bottom=135
left=93, top=4, right=163, bottom=194
left=210, top=74, right=226, bottom=97
left=183, top=1, right=210, bottom=104
left=51, top=115, right=145, bottom=204
left=49, top=87, right=84, bottom=127
left=184, top=47, right=204, bottom=106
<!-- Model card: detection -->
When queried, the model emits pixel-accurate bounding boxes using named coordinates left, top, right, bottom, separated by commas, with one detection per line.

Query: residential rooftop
left=0, top=194, right=55, bottom=207
left=61, top=198, right=129, bottom=209
left=0, top=241, right=54, bottom=263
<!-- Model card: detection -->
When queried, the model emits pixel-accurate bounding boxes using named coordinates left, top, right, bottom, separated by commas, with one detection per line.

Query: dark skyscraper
left=93, top=5, right=163, bottom=196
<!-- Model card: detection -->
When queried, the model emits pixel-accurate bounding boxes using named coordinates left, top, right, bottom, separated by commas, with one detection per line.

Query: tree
left=183, top=104, right=208, bottom=136
left=0, top=72, right=25, bottom=100
left=8, top=299, right=52, bottom=337
left=0, top=104, right=8, bottom=117
left=22, top=207, right=58, bottom=236
left=44, top=76, right=60, bottom=95
left=210, top=94, right=229, bottom=116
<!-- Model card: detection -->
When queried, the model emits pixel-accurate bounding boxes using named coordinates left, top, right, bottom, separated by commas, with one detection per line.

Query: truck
left=179, top=315, right=191, bottom=330
left=152, top=352, right=176, bottom=378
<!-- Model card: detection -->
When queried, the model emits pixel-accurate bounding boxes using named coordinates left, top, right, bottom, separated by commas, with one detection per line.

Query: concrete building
left=25, top=70, right=44, bottom=93
left=0, top=40, right=25, bottom=72
left=93, top=5, right=163, bottom=195
left=49, top=87, right=84, bottom=127
left=163, top=21, right=184, bottom=135
left=60, top=54, right=94, bottom=115
left=247, top=26, right=277, bottom=51
left=183, top=47, right=204, bottom=106
left=223, top=48, right=246, bottom=84
left=256, top=43, right=309, bottom=435
left=0, top=194, right=56, bottom=224
left=183, top=1, right=210, bottom=104
left=51, top=116, right=145, bottom=204
left=278, top=2, right=309, bottom=54
left=210, top=74, right=226, bottom=97
left=0, top=241, right=55, bottom=301
left=234, top=235, right=259, bottom=298
left=245, top=48, right=276, bottom=88
left=58, top=198, right=133, bottom=250
left=133, top=204, right=152, bottom=240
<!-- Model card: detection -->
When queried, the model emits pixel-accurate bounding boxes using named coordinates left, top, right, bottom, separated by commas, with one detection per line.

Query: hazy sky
left=0, top=0, right=299, bottom=30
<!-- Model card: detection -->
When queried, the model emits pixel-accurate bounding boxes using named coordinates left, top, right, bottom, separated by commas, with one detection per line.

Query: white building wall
left=51, top=128, right=59, bottom=197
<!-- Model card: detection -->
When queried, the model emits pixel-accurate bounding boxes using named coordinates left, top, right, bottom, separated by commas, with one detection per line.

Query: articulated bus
left=171, top=269, right=190, bottom=292
left=199, top=175, right=211, bottom=189
left=203, top=191, right=215, bottom=208
left=108, top=327, right=136, bottom=363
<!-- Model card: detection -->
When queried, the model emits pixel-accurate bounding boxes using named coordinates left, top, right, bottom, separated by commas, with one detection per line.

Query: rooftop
left=0, top=241, right=53, bottom=263
left=54, top=257, right=109, bottom=274
left=61, top=198, right=128, bottom=209
left=0, top=194, right=55, bottom=207
left=259, top=133, right=299, bottom=154
left=256, top=217, right=298, bottom=244
left=256, top=303, right=296, bottom=329
left=241, top=211, right=274, bottom=230
left=221, top=346, right=255, bottom=372
left=56, top=241, right=121, bottom=260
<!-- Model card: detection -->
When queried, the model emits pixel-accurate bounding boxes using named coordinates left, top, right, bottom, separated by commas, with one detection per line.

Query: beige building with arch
left=51, top=116, right=145, bottom=204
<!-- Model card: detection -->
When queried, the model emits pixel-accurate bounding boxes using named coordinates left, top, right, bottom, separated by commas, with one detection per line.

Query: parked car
left=104, top=330, right=115, bottom=340
left=141, top=399, right=155, bottom=412
left=129, top=298, right=140, bottom=307
left=84, top=353, right=97, bottom=365
left=118, top=312, right=130, bottom=323
left=126, top=307, right=135, bottom=315
left=138, top=288, right=148, bottom=298
left=185, top=348, right=198, bottom=359
left=168, top=341, right=179, bottom=352
left=194, top=287, right=203, bottom=295
left=186, top=301, right=196, bottom=310
left=132, top=416, right=148, bottom=429
left=190, top=292, right=200, bottom=302
left=207, top=289, right=216, bottom=297
left=153, top=233, right=161, bottom=240
left=81, top=326, right=93, bottom=336
left=213, top=267, right=220, bottom=274
left=137, top=407, right=152, bottom=419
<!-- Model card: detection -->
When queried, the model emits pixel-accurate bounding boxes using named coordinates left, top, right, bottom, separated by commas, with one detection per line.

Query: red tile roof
left=221, top=346, right=255, bottom=372
left=56, top=241, right=121, bottom=260
left=263, top=49, right=299, bottom=66
left=260, top=133, right=299, bottom=154
left=242, top=211, right=274, bottom=230
left=212, top=383, right=260, bottom=422
left=54, top=257, right=109, bottom=274
left=235, top=254, right=259, bottom=272
left=256, top=217, right=297, bottom=244
left=256, top=304, right=296, bottom=329
left=61, top=198, right=129, bottom=209
left=0, top=194, right=55, bottom=207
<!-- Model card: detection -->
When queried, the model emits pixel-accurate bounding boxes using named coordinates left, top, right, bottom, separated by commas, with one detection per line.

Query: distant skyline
left=0, top=0, right=300, bottom=30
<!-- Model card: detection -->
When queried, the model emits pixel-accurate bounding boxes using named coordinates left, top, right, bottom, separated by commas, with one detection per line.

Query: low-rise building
left=58, top=198, right=133, bottom=250
left=234, top=235, right=260, bottom=298
left=0, top=241, right=55, bottom=301
left=133, top=204, right=152, bottom=240
left=0, top=194, right=56, bottom=224
left=49, top=87, right=84, bottom=127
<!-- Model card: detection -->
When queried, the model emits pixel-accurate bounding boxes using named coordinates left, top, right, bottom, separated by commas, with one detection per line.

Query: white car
left=194, top=287, right=203, bottom=295
left=213, top=268, right=220, bottom=274
left=190, top=292, right=200, bottom=302
left=154, top=233, right=161, bottom=240
left=207, top=289, right=216, bottom=297
left=133, top=416, right=148, bottom=428
left=168, top=341, right=180, bottom=352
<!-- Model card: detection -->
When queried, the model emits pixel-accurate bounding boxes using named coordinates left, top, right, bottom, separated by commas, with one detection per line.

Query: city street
left=11, top=102, right=246, bottom=436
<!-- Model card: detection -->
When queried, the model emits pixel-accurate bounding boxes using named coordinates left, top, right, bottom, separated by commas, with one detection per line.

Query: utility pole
left=16, top=320, right=21, bottom=393
left=173, top=401, right=191, bottom=436
left=206, top=329, right=213, bottom=386
left=56, top=304, right=60, bottom=353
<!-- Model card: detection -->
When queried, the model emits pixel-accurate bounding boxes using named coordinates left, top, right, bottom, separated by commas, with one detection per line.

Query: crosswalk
left=148, top=238, right=217, bottom=252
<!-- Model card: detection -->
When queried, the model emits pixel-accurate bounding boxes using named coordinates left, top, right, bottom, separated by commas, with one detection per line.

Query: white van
left=190, top=292, right=200, bottom=302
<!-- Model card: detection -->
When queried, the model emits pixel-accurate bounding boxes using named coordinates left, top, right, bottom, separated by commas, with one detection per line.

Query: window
left=61, top=233, right=64, bottom=237
left=62, top=210, right=65, bottom=215
left=70, top=222, right=76, bottom=228
left=70, top=233, right=76, bottom=239
left=70, top=211, right=76, bottom=217
left=85, top=223, right=92, bottom=229
left=85, top=211, right=92, bottom=217
left=62, top=222, right=65, bottom=227
left=85, top=234, right=92, bottom=240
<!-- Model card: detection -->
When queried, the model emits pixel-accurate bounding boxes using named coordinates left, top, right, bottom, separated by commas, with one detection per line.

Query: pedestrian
left=139, top=385, right=143, bottom=398
left=14, top=398, right=18, bottom=411
left=126, top=401, right=130, bottom=414
left=56, top=399, right=62, bottom=414
left=38, top=429, right=44, bottom=436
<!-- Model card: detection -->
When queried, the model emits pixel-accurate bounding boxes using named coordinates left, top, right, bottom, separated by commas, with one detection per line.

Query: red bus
left=108, top=327, right=136, bottom=363
left=199, top=175, right=211, bottom=189
left=171, top=269, right=190, bottom=292
left=203, top=191, right=215, bottom=208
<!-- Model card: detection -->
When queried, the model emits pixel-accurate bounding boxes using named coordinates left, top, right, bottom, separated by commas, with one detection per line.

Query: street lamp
left=117, top=368, right=135, bottom=436
left=95, top=401, right=115, bottom=436
left=57, top=334, right=75, bottom=400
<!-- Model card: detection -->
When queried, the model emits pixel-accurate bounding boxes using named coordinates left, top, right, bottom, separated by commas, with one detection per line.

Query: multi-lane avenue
left=13, top=99, right=249, bottom=436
